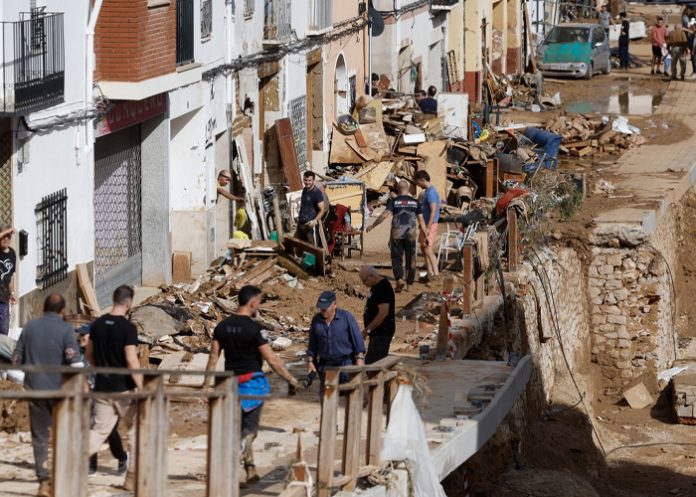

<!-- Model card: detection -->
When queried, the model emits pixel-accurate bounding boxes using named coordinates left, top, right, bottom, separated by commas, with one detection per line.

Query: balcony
left=308, top=0, right=333, bottom=35
left=263, top=0, right=291, bottom=46
left=0, top=11, right=64, bottom=115
left=176, top=0, right=194, bottom=65
left=430, top=0, right=459, bottom=11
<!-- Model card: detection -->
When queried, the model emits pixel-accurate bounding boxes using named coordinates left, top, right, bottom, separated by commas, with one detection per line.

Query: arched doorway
left=334, top=54, right=347, bottom=117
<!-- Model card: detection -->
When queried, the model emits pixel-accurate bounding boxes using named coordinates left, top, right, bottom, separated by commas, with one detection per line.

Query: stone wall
left=588, top=201, right=680, bottom=389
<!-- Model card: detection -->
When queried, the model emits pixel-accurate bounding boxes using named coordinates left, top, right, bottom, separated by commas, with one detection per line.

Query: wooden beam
left=317, top=370, right=340, bottom=497
left=136, top=375, right=168, bottom=495
left=53, top=371, right=88, bottom=497
left=436, top=276, right=454, bottom=358
left=508, top=210, right=519, bottom=271
left=283, top=235, right=326, bottom=276
left=341, top=372, right=364, bottom=492
left=366, top=369, right=385, bottom=466
left=76, top=263, right=101, bottom=317
left=207, top=376, right=239, bottom=497
left=276, top=118, right=303, bottom=192
left=463, top=242, right=474, bottom=315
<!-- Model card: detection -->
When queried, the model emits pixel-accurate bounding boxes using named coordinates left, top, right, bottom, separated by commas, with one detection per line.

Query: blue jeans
left=0, top=302, right=9, bottom=336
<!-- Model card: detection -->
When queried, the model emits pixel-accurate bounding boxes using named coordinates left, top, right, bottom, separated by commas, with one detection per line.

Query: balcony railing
left=0, top=11, right=64, bottom=115
left=176, top=0, right=194, bottom=65
left=263, top=0, right=291, bottom=44
left=430, top=0, right=459, bottom=10
left=308, top=0, right=332, bottom=34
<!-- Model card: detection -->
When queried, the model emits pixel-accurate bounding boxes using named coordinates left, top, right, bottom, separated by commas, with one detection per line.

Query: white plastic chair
left=437, top=223, right=465, bottom=271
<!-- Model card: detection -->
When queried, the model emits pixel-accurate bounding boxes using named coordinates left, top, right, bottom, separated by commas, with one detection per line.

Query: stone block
left=589, top=278, right=604, bottom=288
left=619, top=348, right=633, bottom=359
left=589, top=265, right=600, bottom=278
left=599, top=324, right=615, bottom=333
left=605, top=279, right=623, bottom=290
left=608, top=315, right=627, bottom=325
left=592, top=314, right=606, bottom=325
left=607, top=254, right=623, bottom=266
left=592, top=296, right=604, bottom=305
left=622, top=258, right=637, bottom=271
left=623, top=382, right=653, bottom=409
left=604, top=294, right=617, bottom=305
left=608, top=349, right=620, bottom=358
left=598, top=264, right=614, bottom=275
left=589, top=286, right=602, bottom=298
left=615, top=360, right=632, bottom=369
left=617, top=338, right=631, bottom=349
left=594, top=334, right=607, bottom=345
left=601, top=305, right=621, bottom=315
left=617, top=326, right=629, bottom=339
left=613, top=288, right=629, bottom=301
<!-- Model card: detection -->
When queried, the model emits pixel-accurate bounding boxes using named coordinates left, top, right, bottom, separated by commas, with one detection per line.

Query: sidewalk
left=591, top=80, right=696, bottom=240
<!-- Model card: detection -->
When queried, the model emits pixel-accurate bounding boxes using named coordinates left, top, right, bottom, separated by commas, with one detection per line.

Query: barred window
left=201, top=0, right=212, bottom=39
left=35, top=188, right=68, bottom=288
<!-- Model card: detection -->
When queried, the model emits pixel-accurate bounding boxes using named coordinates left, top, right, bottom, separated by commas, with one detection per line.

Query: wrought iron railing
left=309, top=0, right=332, bottom=33
left=0, top=11, right=64, bottom=114
left=35, top=188, right=68, bottom=288
left=176, top=0, right=194, bottom=65
left=200, top=0, right=212, bottom=39
left=263, top=0, right=291, bottom=43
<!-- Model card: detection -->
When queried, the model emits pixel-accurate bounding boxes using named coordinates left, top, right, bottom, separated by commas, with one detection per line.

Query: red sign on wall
left=95, top=94, right=167, bottom=137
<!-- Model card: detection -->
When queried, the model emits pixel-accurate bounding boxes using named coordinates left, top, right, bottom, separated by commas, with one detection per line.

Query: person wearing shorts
left=651, top=17, right=668, bottom=75
left=415, top=170, right=440, bottom=282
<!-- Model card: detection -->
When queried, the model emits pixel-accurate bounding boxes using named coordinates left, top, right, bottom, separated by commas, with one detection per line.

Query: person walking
left=668, top=24, right=690, bottom=80
left=358, top=266, right=395, bottom=364
left=366, top=180, right=428, bottom=292
left=415, top=170, right=440, bottom=282
left=597, top=4, right=613, bottom=38
left=75, top=326, right=128, bottom=476
left=306, top=291, right=365, bottom=383
left=0, top=226, right=17, bottom=336
left=295, top=170, right=326, bottom=245
left=618, top=12, right=630, bottom=70
left=651, top=16, right=668, bottom=75
left=12, top=294, right=82, bottom=497
left=203, top=285, right=300, bottom=486
left=86, top=285, right=142, bottom=491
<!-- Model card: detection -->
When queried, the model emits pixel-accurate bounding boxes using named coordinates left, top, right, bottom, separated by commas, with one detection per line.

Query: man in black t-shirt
left=366, top=181, right=428, bottom=292
left=204, top=285, right=299, bottom=486
left=359, top=266, right=396, bottom=364
left=295, top=170, right=326, bottom=245
left=0, top=226, right=17, bottom=336
left=86, top=285, right=142, bottom=491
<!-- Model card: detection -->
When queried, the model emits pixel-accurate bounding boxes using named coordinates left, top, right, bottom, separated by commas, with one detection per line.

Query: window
left=244, top=0, right=255, bottom=17
left=201, top=0, right=212, bottom=39
left=35, top=188, right=68, bottom=288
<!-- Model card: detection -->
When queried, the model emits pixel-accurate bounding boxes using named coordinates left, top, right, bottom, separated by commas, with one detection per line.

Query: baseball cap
left=316, top=291, right=336, bottom=310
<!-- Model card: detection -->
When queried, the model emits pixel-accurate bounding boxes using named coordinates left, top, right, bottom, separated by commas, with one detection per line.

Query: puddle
left=566, top=92, right=664, bottom=116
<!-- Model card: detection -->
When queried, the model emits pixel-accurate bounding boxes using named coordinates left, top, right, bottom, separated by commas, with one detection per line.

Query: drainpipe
left=85, top=0, right=104, bottom=157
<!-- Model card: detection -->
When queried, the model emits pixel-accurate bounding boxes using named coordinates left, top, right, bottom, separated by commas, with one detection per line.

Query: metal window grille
left=0, top=11, right=64, bottom=114
left=176, top=0, right=194, bottom=65
left=201, top=0, right=212, bottom=39
left=35, top=188, right=68, bottom=288
left=309, top=0, right=332, bottom=32
left=289, top=96, right=307, bottom=168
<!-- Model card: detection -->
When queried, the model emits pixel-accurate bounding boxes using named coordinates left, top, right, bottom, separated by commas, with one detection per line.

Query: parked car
left=536, top=23, right=611, bottom=79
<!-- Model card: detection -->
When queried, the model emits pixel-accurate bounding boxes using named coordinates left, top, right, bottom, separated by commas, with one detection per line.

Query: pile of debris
left=546, top=114, right=646, bottom=157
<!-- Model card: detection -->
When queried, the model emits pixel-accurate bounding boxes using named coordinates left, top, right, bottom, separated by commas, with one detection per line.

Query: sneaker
left=406, top=284, right=413, bottom=292
left=37, top=481, right=51, bottom=497
left=117, top=455, right=128, bottom=476
left=395, top=280, right=405, bottom=293
left=664, top=71, right=669, bottom=76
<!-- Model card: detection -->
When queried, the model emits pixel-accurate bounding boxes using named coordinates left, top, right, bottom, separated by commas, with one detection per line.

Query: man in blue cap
left=307, top=291, right=365, bottom=384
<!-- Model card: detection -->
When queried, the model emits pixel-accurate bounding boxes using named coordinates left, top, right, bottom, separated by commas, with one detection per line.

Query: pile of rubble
left=546, top=114, right=646, bottom=157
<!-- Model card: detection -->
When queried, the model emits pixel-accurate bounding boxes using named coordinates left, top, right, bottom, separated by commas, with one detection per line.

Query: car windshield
left=545, top=27, right=591, bottom=44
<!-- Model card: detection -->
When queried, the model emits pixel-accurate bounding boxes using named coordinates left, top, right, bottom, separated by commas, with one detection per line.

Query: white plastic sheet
left=381, top=385, right=447, bottom=497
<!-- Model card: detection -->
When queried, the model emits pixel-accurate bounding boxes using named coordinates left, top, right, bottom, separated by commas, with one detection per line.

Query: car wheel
left=605, top=58, right=612, bottom=74
left=585, top=62, right=593, bottom=80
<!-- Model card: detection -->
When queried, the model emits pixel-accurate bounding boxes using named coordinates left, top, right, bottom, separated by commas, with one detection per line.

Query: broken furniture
left=283, top=235, right=327, bottom=276
left=324, top=179, right=366, bottom=259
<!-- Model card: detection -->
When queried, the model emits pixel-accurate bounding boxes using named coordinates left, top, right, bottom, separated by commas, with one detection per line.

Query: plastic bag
left=381, top=385, right=447, bottom=497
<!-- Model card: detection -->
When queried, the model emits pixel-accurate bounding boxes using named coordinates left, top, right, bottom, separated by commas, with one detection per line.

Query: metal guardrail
left=0, top=364, right=253, bottom=497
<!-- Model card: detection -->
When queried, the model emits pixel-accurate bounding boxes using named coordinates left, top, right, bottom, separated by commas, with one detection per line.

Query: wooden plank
left=276, top=118, right=303, bottom=192
left=233, top=258, right=277, bottom=289
left=172, top=251, right=192, bottom=283
left=354, top=161, right=392, bottom=191
left=76, top=263, right=101, bottom=317
left=354, top=127, right=368, bottom=148
left=485, top=159, right=495, bottom=198
left=272, top=196, right=284, bottom=243
left=436, top=276, right=454, bottom=357
left=277, top=255, right=310, bottom=280
left=207, top=377, right=237, bottom=497
left=366, top=369, right=385, bottom=466
left=283, top=236, right=326, bottom=276
left=329, top=124, right=367, bottom=164
left=565, top=140, right=592, bottom=149
left=463, top=243, right=474, bottom=315
left=317, top=220, right=330, bottom=257
left=317, top=370, right=340, bottom=497
left=341, top=372, right=364, bottom=492
left=508, top=210, right=518, bottom=270
left=53, top=372, right=88, bottom=497
left=136, top=375, right=168, bottom=496
left=570, top=146, right=594, bottom=157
